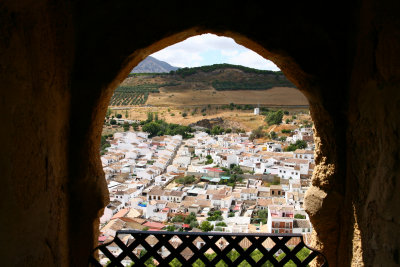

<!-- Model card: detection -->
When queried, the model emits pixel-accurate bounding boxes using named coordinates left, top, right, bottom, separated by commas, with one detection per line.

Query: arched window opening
left=96, top=33, right=321, bottom=266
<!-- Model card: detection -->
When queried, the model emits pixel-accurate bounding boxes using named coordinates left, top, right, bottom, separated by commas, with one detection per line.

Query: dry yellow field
left=146, top=87, right=308, bottom=107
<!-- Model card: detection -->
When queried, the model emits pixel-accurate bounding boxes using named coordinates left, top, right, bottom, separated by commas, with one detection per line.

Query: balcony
left=89, top=230, right=327, bottom=266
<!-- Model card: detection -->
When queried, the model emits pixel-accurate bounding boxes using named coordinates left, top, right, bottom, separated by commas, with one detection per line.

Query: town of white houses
left=99, top=115, right=315, bottom=264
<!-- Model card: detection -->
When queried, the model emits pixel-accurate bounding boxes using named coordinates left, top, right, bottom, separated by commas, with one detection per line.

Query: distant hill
left=131, top=56, right=179, bottom=73
left=111, top=63, right=303, bottom=106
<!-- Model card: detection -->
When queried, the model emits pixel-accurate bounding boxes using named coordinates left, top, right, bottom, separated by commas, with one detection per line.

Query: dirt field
left=146, top=87, right=308, bottom=107
left=107, top=106, right=311, bottom=132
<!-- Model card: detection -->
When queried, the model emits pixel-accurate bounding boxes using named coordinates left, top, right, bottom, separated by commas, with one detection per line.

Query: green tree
left=165, top=225, right=176, bottom=231
left=123, top=122, right=130, bottom=132
left=125, top=110, right=129, bottom=118
left=205, top=155, right=213, bottom=165
left=207, top=210, right=223, bottom=221
left=189, top=220, right=199, bottom=229
left=258, top=210, right=268, bottom=218
left=182, top=112, right=187, bottom=117
left=256, top=209, right=268, bottom=224
left=184, top=212, right=198, bottom=225
left=294, top=214, right=306, bottom=219
left=285, top=140, right=308, bottom=151
left=146, top=112, right=154, bottom=122
left=216, top=222, right=227, bottom=227
left=296, top=140, right=307, bottom=149
left=270, top=131, right=277, bottom=139
left=100, top=135, right=111, bottom=155
left=250, top=126, right=264, bottom=140
left=110, top=119, right=117, bottom=125
left=132, top=122, right=139, bottom=131
left=176, top=175, right=195, bottom=185
left=172, top=215, right=184, bottom=222
left=265, top=110, right=284, bottom=125
left=142, top=121, right=161, bottom=137
left=185, top=175, right=195, bottom=184
left=200, top=221, right=214, bottom=232
left=116, top=113, right=122, bottom=118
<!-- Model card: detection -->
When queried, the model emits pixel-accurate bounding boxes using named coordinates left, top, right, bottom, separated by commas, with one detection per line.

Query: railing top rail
left=115, top=230, right=304, bottom=237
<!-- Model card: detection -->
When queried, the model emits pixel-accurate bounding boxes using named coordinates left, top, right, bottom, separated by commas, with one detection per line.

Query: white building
left=294, top=149, right=315, bottom=164
left=266, top=142, right=282, bottom=152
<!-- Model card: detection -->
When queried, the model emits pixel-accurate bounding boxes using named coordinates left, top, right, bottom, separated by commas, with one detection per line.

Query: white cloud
left=221, top=50, right=239, bottom=57
left=150, top=33, right=280, bottom=71
left=226, top=50, right=280, bottom=71
left=152, top=49, right=203, bottom=68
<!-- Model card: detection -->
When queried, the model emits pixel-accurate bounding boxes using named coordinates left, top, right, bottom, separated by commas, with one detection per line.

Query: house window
left=285, top=222, right=290, bottom=228
left=278, top=191, right=281, bottom=195
left=274, top=222, right=280, bottom=228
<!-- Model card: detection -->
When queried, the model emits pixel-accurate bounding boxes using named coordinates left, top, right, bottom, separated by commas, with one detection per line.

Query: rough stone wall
left=0, top=0, right=399, bottom=266
left=0, top=1, right=74, bottom=266
left=346, top=0, right=400, bottom=266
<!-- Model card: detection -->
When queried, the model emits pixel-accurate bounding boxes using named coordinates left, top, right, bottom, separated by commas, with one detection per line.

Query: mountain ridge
left=131, top=56, right=179, bottom=73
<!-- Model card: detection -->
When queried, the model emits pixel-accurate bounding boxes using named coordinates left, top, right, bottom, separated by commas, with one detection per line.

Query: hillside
left=112, top=64, right=305, bottom=107
left=131, top=56, right=178, bottom=73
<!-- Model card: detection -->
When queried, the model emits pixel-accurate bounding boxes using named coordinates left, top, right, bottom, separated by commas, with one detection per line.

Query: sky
left=150, top=34, right=280, bottom=71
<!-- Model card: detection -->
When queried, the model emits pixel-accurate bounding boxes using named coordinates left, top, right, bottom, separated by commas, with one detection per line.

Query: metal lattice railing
left=89, top=230, right=328, bottom=266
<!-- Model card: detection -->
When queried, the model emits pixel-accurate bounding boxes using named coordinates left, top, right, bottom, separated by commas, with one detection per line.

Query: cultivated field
left=146, top=87, right=308, bottom=107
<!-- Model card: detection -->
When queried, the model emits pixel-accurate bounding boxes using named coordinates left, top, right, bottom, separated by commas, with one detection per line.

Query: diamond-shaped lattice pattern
left=89, top=231, right=328, bottom=266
